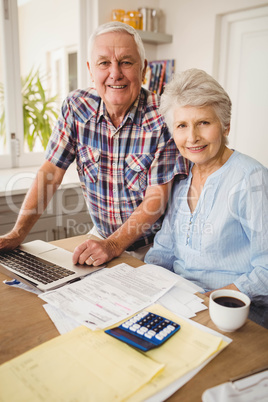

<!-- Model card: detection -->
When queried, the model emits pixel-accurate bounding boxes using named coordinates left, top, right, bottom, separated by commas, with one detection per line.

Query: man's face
left=88, top=31, right=147, bottom=117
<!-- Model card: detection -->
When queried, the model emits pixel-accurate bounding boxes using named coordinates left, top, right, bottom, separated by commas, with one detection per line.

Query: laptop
left=0, top=240, right=104, bottom=292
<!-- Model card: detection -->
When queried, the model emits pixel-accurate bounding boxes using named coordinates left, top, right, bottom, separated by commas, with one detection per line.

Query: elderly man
left=0, top=22, right=187, bottom=265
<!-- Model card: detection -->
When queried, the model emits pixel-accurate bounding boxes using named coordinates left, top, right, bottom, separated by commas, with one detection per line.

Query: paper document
left=127, top=304, right=231, bottom=402
left=0, top=326, right=164, bottom=402
left=43, top=304, right=80, bottom=334
left=0, top=304, right=230, bottom=402
left=39, top=263, right=178, bottom=330
left=202, top=369, right=268, bottom=402
left=158, top=279, right=206, bottom=318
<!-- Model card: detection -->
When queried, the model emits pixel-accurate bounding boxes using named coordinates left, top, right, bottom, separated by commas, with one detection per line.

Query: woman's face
left=172, top=105, right=229, bottom=168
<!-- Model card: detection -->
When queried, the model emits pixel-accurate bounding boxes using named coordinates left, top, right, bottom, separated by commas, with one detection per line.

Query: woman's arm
left=230, top=167, right=268, bottom=301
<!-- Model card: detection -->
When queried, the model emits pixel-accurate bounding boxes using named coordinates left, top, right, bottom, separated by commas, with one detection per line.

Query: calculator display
left=105, top=311, right=180, bottom=351
left=107, top=327, right=155, bottom=350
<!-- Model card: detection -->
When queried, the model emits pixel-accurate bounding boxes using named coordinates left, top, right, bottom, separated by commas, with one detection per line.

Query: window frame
left=0, top=0, right=95, bottom=169
left=1, top=0, right=21, bottom=168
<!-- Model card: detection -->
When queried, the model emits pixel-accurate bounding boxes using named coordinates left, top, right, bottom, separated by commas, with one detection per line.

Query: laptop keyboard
left=0, top=249, right=74, bottom=284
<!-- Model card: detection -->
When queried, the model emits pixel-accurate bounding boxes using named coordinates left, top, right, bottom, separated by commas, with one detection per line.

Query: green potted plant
left=0, top=68, right=59, bottom=151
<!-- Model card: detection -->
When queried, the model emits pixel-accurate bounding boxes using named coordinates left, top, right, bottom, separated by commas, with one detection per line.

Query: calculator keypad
left=121, top=312, right=180, bottom=344
left=105, top=311, right=180, bottom=351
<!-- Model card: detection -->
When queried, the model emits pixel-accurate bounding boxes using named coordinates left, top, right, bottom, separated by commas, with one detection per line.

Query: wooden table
left=1, top=235, right=267, bottom=401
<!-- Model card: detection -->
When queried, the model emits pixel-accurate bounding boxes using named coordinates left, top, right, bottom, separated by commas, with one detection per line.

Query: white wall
left=157, top=0, right=268, bottom=75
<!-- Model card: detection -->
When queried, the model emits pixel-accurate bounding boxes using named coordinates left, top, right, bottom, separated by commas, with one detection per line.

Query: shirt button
left=136, top=166, right=141, bottom=171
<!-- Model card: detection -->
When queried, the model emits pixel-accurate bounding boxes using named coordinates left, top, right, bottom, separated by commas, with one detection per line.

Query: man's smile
left=107, top=85, right=127, bottom=89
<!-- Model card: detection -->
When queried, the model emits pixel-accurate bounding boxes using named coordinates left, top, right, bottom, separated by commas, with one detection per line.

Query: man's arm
left=0, top=161, right=66, bottom=251
left=72, top=182, right=172, bottom=266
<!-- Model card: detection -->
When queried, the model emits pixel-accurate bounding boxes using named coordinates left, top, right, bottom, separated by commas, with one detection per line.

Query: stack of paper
left=0, top=304, right=231, bottom=402
left=38, top=263, right=207, bottom=334
left=39, top=263, right=180, bottom=330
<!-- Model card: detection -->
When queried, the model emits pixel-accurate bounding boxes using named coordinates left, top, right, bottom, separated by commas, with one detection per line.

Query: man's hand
left=0, top=161, right=65, bottom=254
left=72, top=182, right=172, bottom=266
left=0, top=231, right=23, bottom=252
left=72, top=238, right=121, bottom=266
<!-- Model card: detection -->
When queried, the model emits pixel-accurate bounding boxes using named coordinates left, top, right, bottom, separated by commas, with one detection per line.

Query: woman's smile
left=186, top=145, right=208, bottom=152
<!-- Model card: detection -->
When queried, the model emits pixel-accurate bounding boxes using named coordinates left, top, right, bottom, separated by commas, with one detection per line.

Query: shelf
left=137, top=30, right=172, bottom=44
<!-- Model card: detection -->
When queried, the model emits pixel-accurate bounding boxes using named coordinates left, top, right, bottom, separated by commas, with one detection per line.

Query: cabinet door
left=0, top=186, right=92, bottom=242
left=217, top=6, right=268, bottom=167
left=53, top=187, right=92, bottom=240
left=0, top=218, right=55, bottom=243
left=0, top=194, right=25, bottom=227
left=60, top=212, right=93, bottom=238
left=23, top=217, right=57, bottom=242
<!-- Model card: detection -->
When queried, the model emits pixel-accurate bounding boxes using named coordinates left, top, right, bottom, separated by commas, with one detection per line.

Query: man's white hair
left=87, top=21, right=146, bottom=69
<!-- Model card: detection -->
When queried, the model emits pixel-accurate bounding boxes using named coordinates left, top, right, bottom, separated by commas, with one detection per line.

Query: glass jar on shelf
left=111, top=9, right=125, bottom=22
left=138, top=8, right=160, bottom=32
left=123, top=11, right=137, bottom=29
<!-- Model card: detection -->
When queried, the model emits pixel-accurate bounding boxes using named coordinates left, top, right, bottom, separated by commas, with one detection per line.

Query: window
left=0, top=18, right=7, bottom=157
left=0, top=0, right=81, bottom=168
left=50, top=46, right=78, bottom=110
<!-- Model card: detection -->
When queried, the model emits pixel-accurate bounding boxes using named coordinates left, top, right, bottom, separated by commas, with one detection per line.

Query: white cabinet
left=0, top=186, right=92, bottom=243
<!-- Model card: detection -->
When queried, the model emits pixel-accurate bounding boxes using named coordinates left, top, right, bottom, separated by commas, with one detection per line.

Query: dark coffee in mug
left=214, top=296, right=246, bottom=308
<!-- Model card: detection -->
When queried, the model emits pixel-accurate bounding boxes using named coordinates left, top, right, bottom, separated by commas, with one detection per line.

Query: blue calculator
left=105, top=311, right=180, bottom=351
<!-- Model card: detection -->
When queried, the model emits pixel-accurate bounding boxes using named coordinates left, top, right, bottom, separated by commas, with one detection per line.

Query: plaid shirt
left=46, top=87, right=188, bottom=245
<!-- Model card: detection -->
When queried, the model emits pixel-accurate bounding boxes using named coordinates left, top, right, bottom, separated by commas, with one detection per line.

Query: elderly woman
left=145, top=69, right=268, bottom=328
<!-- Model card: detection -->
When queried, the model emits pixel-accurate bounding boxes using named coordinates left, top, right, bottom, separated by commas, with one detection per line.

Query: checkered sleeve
left=45, top=97, right=77, bottom=170
left=148, top=124, right=189, bottom=186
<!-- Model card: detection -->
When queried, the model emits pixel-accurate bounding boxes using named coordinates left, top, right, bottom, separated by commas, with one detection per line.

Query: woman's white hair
left=160, top=68, right=232, bottom=133
left=87, top=21, right=146, bottom=70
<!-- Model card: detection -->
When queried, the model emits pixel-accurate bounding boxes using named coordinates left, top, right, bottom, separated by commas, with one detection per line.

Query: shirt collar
left=96, top=90, right=142, bottom=125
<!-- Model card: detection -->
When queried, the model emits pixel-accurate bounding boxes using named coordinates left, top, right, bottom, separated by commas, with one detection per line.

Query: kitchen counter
left=0, top=163, right=80, bottom=197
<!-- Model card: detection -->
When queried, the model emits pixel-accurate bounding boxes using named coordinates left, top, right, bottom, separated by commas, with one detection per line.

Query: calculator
left=105, top=311, right=180, bottom=351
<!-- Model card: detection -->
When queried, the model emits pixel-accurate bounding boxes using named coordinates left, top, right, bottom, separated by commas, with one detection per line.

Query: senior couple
left=1, top=22, right=267, bottom=328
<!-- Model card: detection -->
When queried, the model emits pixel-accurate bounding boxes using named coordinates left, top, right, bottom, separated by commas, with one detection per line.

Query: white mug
left=209, top=289, right=251, bottom=332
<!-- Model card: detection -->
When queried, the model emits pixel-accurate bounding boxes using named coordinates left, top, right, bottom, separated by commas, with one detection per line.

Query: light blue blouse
left=145, top=151, right=268, bottom=307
